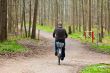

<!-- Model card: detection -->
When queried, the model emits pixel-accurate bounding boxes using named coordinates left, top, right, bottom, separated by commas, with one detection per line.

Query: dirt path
left=0, top=31, right=110, bottom=73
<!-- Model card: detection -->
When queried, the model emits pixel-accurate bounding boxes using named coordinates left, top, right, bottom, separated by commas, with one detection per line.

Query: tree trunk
left=31, top=0, right=38, bottom=39
left=108, top=0, right=110, bottom=35
left=101, top=0, right=104, bottom=38
left=0, top=0, right=7, bottom=42
left=28, top=0, right=32, bottom=37
left=75, top=0, right=78, bottom=31
left=8, top=0, right=13, bottom=33
left=82, top=0, right=86, bottom=32
left=89, top=0, right=92, bottom=35
left=68, top=26, right=72, bottom=34
left=23, top=0, right=27, bottom=37
left=15, top=0, right=19, bottom=35
left=72, top=0, right=75, bottom=33
left=55, top=0, right=58, bottom=27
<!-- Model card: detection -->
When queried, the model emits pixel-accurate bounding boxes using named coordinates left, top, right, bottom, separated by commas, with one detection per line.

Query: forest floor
left=0, top=30, right=110, bottom=73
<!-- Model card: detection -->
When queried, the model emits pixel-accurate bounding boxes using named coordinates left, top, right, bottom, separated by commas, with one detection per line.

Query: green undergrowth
left=91, top=43, right=110, bottom=53
left=70, top=33, right=110, bottom=53
left=69, top=32, right=83, bottom=39
left=37, top=25, right=53, bottom=32
left=80, top=64, right=110, bottom=73
left=0, top=37, right=27, bottom=54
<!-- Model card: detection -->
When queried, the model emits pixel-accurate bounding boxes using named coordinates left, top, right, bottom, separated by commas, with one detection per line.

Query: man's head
left=58, top=23, right=62, bottom=28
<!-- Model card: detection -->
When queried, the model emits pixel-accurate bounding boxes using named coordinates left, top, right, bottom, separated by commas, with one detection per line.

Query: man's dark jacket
left=53, top=27, right=68, bottom=40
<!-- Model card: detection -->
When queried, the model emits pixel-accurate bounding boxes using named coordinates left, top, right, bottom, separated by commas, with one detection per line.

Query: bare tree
left=55, top=0, right=58, bottom=27
left=82, top=0, right=86, bottom=32
left=23, top=0, right=27, bottom=37
left=108, top=0, right=110, bottom=35
left=31, top=0, right=38, bottom=39
left=0, top=0, right=7, bottom=42
left=28, top=0, right=32, bottom=37
left=89, top=0, right=92, bottom=35
left=101, top=0, right=104, bottom=38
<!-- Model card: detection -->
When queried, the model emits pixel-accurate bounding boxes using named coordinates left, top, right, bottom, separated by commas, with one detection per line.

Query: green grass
left=70, top=32, right=110, bottom=53
left=0, top=40, right=27, bottom=54
left=69, top=32, right=83, bottom=39
left=91, top=44, right=110, bottom=53
left=69, top=32, right=93, bottom=43
left=37, top=25, right=53, bottom=32
left=80, top=64, right=110, bottom=73
left=103, top=36, right=110, bottom=44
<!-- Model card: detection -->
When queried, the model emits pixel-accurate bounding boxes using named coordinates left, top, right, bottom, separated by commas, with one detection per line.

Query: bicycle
left=56, top=42, right=64, bottom=65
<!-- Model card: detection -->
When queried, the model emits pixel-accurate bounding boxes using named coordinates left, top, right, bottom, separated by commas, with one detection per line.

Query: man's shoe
left=61, top=57, right=64, bottom=61
left=55, top=52, right=57, bottom=56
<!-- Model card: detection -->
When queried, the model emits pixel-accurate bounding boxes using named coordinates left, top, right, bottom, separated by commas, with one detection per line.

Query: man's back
left=53, top=27, right=68, bottom=40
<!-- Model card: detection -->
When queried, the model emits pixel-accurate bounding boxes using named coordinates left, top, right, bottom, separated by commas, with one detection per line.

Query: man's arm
left=53, top=29, right=56, bottom=38
left=65, top=29, right=68, bottom=38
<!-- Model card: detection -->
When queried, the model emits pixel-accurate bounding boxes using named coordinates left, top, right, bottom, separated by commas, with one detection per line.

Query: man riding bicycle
left=53, top=23, right=68, bottom=60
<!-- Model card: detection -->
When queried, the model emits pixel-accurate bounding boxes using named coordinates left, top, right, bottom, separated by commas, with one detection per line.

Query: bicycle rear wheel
left=57, top=48, right=61, bottom=65
left=58, top=56, right=60, bottom=65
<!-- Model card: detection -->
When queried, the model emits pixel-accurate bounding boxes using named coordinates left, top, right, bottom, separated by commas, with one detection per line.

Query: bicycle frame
left=57, top=47, right=62, bottom=57
left=56, top=42, right=64, bottom=65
